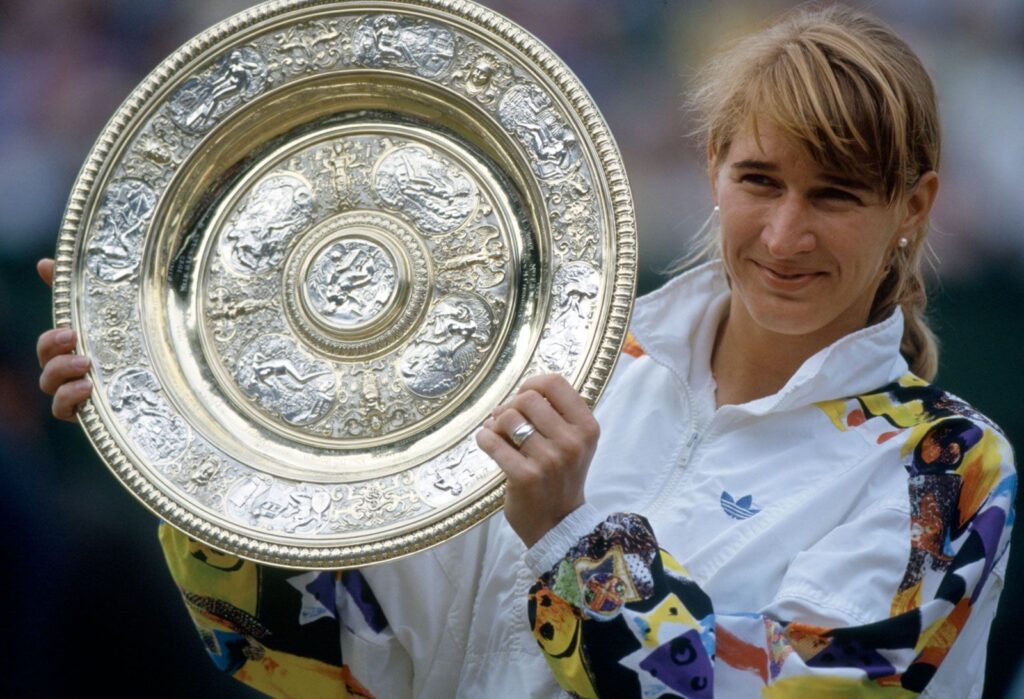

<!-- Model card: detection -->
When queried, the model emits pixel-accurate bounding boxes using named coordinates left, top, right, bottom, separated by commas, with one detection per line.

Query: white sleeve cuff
left=523, top=502, right=605, bottom=577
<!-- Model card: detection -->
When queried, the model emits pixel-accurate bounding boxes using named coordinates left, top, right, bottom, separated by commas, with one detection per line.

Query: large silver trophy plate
left=54, top=0, right=636, bottom=568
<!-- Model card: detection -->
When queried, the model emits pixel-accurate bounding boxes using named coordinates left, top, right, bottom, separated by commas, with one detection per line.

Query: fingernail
left=74, top=379, right=92, bottom=392
left=483, top=418, right=494, bottom=429
left=72, top=356, right=90, bottom=370
left=57, top=329, right=74, bottom=344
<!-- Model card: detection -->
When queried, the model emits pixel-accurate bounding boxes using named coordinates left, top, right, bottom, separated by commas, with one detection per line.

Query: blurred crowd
left=1, top=0, right=1021, bottom=696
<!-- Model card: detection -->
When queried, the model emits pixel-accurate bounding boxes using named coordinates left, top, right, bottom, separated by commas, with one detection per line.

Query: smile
left=752, top=261, right=825, bottom=290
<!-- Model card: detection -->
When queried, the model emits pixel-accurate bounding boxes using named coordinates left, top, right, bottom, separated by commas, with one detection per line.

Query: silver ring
left=508, top=420, right=537, bottom=449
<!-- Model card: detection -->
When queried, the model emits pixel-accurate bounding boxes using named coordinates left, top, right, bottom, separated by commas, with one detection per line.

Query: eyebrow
left=731, top=159, right=874, bottom=192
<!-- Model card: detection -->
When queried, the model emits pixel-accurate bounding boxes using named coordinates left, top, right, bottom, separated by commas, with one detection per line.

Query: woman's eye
left=740, top=174, right=775, bottom=187
left=820, top=188, right=862, bottom=204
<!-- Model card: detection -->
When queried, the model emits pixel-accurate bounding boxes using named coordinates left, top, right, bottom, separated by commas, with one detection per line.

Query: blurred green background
left=1, top=0, right=1021, bottom=696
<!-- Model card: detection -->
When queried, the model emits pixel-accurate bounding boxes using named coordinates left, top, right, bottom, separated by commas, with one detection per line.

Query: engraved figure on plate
left=168, top=47, right=268, bottom=134
left=539, top=262, right=601, bottom=373
left=220, top=173, right=314, bottom=275
left=305, top=239, right=396, bottom=328
left=498, top=84, right=581, bottom=179
left=552, top=262, right=600, bottom=321
left=437, top=224, right=506, bottom=289
left=417, top=441, right=485, bottom=506
left=235, top=335, right=336, bottom=427
left=207, top=285, right=276, bottom=345
left=327, top=363, right=417, bottom=440
left=86, top=179, right=157, bottom=282
left=227, top=476, right=332, bottom=534
left=138, top=131, right=176, bottom=167
left=550, top=183, right=599, bottom=261
left=167, top=451, right=239, bottom=510
left=108, top=368, right=189, bottom=463
left=400, top=293, right=494, bottom=398
left=374, top=145, right=476, bottom=234
left=183, top=458, right=221, bottom=494
left=326, top=140, right=371, bottom=208
left=452, top=51, right=514, bottom=106
left=125, top=116, right=190, bottom=185
left=272, top=20, right=344, bottom=73
left=335, top=478, right=420, bottom=529
left=354, top=15, right=455, bottom=78
left=87, top=283, right=142, bottom=373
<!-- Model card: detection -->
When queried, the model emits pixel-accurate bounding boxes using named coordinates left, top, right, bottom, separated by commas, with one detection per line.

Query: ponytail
left=870, top=235, right=938, bottom=380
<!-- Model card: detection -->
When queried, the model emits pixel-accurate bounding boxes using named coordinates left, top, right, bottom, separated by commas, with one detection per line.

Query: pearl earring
left=714, top=205, right=720, bottom=214
left=898, top=237, right=910, bottom=249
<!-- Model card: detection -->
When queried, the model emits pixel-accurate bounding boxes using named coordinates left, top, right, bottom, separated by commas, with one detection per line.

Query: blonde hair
left=686, top=3, right=941, bottom=379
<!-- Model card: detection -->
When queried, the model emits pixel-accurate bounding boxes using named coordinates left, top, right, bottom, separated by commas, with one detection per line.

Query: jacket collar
left=629, top=261, right=910, bottom=414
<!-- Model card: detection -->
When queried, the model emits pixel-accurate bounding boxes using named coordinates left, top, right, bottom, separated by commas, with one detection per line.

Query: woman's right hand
left=36, top=258, right=92, bottom=422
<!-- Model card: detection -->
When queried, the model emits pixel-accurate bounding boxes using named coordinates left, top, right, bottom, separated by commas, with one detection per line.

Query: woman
left=37, top=4, right=1014, bottom=698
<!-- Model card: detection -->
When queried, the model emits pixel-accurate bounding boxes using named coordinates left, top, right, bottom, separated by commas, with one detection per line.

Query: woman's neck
left=710, top=299, right=849, bottom=408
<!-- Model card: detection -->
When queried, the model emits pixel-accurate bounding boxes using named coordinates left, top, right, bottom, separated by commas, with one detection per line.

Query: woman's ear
left=897, top=170, right=940, bottom=238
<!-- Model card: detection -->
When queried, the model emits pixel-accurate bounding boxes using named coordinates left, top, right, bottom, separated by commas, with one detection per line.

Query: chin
left=752, top=295, right=876, bottom=344
left=755, top=315, right=826, bottom=338
left=746, top=299, right=836, bottom=339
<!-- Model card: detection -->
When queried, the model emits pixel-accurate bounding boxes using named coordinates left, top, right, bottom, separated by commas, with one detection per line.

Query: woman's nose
left=761, top=196, right=815, bottom=257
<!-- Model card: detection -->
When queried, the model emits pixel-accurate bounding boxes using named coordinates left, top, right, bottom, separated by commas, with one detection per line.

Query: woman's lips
left=752, top=260, right=825, bottom=291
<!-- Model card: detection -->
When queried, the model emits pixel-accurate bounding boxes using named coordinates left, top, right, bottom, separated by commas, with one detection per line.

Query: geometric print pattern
left=158, top=524, right=383, bottom=698
left=530, top=375, right=1016, bottom=697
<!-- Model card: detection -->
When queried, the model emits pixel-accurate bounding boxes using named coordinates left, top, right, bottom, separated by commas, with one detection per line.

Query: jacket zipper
left=647, top=379, right=707, bottom=517
left=648, top=428, right=702, bottom=517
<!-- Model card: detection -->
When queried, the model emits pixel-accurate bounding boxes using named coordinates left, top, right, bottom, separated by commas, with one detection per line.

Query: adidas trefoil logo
left=720, top=491, right=761, bottom=520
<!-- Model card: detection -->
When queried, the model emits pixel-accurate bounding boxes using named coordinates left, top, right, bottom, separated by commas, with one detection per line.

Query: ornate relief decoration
left=55, top=0, right=636, bottom=569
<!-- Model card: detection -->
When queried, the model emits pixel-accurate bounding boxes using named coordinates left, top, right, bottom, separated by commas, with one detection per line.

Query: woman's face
left=711, top=119, right=933, bottom=345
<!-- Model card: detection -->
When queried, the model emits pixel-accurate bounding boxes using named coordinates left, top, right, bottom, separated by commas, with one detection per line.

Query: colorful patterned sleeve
left=527, top=410, right=1016, bottom=698
left=158, top=524, right=384, bottom=698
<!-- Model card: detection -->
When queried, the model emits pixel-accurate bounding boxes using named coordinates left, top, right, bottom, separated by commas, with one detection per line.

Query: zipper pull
left=677, top=430, right=700, bottom=468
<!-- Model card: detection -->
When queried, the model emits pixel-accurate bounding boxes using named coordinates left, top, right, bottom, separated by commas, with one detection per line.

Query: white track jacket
left=160, top=262, right=1015, bottom=699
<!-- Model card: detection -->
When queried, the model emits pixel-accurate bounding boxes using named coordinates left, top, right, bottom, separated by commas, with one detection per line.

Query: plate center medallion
left=303, top=236, right=399, bottom=332
left=282, top=208, right=431, bottom=361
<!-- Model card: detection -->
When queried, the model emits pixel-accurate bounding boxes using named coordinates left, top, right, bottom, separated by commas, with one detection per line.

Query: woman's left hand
left=476, top=373, right=600, bottom=548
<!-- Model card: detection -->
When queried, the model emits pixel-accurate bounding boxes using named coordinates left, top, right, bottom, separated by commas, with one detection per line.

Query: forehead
left=725, top=119, right=816, bottom=166
left=722, top=118, right=878, bottom=191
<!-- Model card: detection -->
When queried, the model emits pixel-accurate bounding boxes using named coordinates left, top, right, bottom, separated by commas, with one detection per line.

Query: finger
left=519, top=374, right=594, bottom=426
left=490, top=407, right=559, bottom=464
left=52, top=378, right=92, bottom=422
left=491, top=407, right=535, bottom=446
left=37, top=327, right=78, bottom=369
left=476, top=424, right=530, bottom=475
left=37, top=258, right=55, bottom=288
left=39, top=354, right=91, bottom=396
left=509, top=389, right=565, bottom=439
